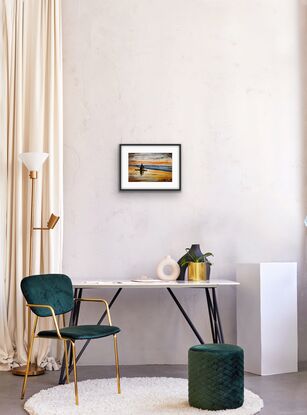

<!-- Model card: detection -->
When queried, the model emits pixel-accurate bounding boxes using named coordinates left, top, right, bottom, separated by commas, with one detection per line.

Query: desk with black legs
left=58, top=279, right=239, bottom=384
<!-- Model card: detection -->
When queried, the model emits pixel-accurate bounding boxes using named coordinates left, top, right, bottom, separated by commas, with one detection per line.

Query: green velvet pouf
left=188, top=344, right=244, bottom=410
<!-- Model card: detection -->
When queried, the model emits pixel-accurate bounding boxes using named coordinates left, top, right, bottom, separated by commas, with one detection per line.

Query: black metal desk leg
left=205, top=287, right=224, bottom=343
left=59, top=288, right=83, bottom=385
left=205, top=288, right=217, bottom=343
left=167, top=288, right=205, bottom=344
left=212, top=288, right=224, bottom=343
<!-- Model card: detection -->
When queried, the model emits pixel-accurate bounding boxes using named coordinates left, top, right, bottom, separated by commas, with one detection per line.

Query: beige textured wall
left=62, top=0, right=304, bottom=365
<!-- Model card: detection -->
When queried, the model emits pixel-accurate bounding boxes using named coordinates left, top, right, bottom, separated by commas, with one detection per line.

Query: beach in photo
left=128, top=152, right=172, bottom=182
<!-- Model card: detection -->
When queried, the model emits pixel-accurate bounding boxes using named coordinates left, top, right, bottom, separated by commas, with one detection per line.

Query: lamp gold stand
left=12, top=153, right=60, bottom=377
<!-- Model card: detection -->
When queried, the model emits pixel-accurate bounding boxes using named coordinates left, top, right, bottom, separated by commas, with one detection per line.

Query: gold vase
left=188, top=262, right=207, bottom=281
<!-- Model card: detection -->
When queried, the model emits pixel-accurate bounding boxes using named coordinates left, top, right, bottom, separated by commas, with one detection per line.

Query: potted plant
left=178, top=245, right=213, bottom=281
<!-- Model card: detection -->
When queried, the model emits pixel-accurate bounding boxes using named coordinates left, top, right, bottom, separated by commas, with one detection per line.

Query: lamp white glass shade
left=19, top=152, right=48, bottom=172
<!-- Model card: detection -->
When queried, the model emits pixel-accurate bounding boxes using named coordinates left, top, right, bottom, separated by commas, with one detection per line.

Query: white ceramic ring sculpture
left=157, top=255, right=180, bottom=281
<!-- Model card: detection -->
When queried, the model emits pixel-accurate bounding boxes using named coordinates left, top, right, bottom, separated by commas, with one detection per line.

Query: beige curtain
left=0, top=0, right=63, bottom=370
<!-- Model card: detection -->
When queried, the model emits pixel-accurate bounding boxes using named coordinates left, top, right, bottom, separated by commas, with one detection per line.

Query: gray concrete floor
left=0, top=365, right=306, bottom=414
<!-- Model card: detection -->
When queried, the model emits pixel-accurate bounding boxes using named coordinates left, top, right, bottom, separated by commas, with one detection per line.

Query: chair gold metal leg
left=63, top=340, right=70, bottom=384
left=113, top=335, right=121, bottom=394
left=21, top=316, right=38, bottom=399
left=70, top=341, right=79, bottom=405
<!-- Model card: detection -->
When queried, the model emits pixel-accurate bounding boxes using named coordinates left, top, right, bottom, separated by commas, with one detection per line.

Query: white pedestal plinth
left=236, top=262, right=297, bottom=376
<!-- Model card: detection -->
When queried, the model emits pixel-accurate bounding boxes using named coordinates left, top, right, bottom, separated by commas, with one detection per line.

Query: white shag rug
left=24, top=377, right=263, bottom=415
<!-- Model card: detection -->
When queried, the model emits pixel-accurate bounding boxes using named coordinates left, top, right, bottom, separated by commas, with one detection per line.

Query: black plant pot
left=177, top=244, right=211, bottom=281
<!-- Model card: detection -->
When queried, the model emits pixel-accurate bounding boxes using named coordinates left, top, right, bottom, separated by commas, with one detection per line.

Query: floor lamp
left=12, top=152, right=60, bottom=376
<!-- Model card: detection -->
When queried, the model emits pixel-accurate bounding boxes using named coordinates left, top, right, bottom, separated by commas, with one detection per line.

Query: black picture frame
left=119, top=144, right=181, bottom=191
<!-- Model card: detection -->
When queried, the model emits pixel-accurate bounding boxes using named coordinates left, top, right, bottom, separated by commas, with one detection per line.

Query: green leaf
left=179, top=249, right=214, bottom=266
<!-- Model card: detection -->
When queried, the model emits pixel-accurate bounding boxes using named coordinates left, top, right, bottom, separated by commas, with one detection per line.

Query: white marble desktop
left=72, top=279, right=239, bottom=289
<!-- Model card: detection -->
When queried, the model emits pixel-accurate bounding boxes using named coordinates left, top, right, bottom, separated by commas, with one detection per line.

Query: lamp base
left=12, top=364, right=45, bottom=376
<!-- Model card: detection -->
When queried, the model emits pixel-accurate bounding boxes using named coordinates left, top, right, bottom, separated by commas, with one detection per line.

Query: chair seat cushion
left=38, top=325, right=120, bottom=340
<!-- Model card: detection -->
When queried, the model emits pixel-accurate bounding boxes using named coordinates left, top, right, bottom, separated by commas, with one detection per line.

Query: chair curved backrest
left=21, top=274, right=74, bottom=317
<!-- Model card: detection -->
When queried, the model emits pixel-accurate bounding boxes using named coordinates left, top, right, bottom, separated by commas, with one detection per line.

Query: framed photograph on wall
left=119, top=144, right=181, bottom=191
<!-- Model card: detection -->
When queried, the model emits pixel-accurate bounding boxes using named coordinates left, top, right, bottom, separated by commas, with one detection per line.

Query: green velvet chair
left=20, top=274, right=121, bottom=405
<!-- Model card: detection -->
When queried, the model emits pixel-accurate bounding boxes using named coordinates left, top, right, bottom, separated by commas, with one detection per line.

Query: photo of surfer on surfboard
left=128, top=153, right=172, bottom=182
